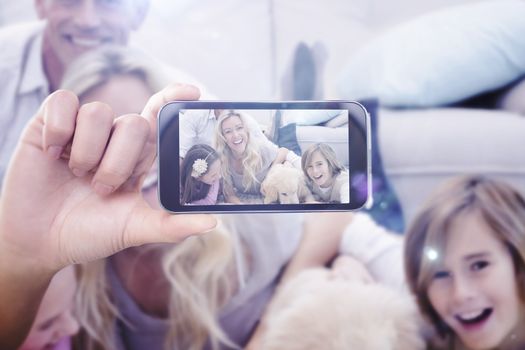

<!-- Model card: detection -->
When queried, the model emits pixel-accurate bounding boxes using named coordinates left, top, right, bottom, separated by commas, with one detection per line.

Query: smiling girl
left=180, top=144, right=222, bottom=205
left=301, top=143, right=350, bottom=204
left=404, top=176, right=525, bottom=350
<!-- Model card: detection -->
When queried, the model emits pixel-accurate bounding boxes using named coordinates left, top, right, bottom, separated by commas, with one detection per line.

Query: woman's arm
left=245, top=212, right=355, bottom=349
left=272, top=147, right=289, bottom=165
left=272, top=147, right=302, bottom=169
left=223, top=180, right=242, bottom=204
left=280, top=212, right=355, bottom=282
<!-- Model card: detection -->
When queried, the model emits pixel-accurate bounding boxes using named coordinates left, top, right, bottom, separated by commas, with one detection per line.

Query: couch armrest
left=379, top=107, right=525, bottom=224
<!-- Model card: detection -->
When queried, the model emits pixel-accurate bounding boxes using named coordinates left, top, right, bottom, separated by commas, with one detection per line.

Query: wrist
left=0, top=235, right=57, bottom=283
left=0, top=240, right=55, bottom=350
left=0, top=215, right=59, bottom=279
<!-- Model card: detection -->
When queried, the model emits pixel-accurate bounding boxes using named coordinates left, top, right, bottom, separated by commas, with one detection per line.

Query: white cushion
left=281, top=110, right=345, bottom=126
left=296, top=125, right=349, bottom=166
left=337, top=0, right=525, bottom=107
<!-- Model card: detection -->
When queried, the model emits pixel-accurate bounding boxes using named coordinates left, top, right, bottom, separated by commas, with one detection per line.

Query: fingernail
left=93, top=182, right=114, bottom=196
left=72, top=168, right=87, bottom=177
left=47, top=146, right=63, bottom=160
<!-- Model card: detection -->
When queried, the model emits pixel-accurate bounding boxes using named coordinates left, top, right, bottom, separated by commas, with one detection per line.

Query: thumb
left=124, top=208, right=217, bottom=247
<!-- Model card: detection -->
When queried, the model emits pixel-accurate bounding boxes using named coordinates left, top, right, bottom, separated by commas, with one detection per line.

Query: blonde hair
left=60, top=45, right=166, bottom=100
left=215, top=110, right=263, bottom=193
left=76, top=225, right=237, bottom=350
left=163, top=222, right=237, bottom=350
left=404, top=175, right=525, bottom=347
left=74, top=261, right=121, bottom=350
left=64, top=48, right=238, bottom=350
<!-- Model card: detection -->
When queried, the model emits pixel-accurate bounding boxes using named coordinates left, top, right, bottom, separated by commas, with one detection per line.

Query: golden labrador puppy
left=260, top=164, right=313, bottom=204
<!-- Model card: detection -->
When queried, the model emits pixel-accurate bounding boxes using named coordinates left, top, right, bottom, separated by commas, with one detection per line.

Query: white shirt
left=340, top=181, right=350, bottom=203
left=0, top=21, right=49, bottom=188
left=178, top=109, right=218, bottom=157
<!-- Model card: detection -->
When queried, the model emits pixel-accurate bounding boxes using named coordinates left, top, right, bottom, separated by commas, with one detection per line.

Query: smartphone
left=157, top=101, right=371, bottom=213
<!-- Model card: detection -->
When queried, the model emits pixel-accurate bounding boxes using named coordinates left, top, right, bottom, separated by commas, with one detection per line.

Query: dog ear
left=264, top=187, right=279, bottom=204
left=261, top=178, right=277, bottom=204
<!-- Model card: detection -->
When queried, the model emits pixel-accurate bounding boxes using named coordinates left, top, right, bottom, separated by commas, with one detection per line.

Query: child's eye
left=471, top=260, right=489, bottom=271
left=281, top=193, right=288, bottom=196
left=433, top=270, right=451, bottom=279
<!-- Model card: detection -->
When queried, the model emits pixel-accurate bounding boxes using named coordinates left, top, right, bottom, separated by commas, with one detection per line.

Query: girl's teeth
left=459, top=310, right=483, bottom=320
left=456, top=308, right=492, bottom=324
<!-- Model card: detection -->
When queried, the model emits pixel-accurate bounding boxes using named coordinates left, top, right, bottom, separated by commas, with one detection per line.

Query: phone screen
left=158, top=101, right=371, bottom=213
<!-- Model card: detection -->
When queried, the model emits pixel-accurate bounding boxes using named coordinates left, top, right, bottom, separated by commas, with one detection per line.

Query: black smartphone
left=157, top=101, right=371, bottom=213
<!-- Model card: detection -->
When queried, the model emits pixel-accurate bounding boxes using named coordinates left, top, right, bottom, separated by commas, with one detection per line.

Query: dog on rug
left=260, top=265, right=426, bottom=350
left=260, top=164, right=314, bottom=204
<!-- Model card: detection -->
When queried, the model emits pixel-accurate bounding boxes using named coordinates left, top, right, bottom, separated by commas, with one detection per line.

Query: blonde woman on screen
left=214, top=110, right=291, bottom=204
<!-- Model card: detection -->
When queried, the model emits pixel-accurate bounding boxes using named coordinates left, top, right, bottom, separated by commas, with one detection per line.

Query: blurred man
left=0, top=0, right=150, bottom=186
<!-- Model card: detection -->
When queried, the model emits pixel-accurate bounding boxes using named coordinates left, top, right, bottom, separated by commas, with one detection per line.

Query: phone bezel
left=157, top=101, right=372, bottom=213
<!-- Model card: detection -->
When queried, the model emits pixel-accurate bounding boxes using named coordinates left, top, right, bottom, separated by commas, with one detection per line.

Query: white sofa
left=379, top=107, right=525, bottom=224
left=5, top=0, right=525, bottom=227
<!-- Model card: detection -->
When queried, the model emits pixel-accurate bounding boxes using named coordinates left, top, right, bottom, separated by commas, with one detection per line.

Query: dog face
left=261, top=164, right=309, bottom=204
left=276, top=176, right=301, bottom=204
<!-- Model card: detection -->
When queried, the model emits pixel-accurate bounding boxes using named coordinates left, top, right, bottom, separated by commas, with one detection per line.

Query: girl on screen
left=180, top=144, right=222, bottom=205
left=301, top=143, right=350, bottom=203
left=404, top=176, right=525, bottom=350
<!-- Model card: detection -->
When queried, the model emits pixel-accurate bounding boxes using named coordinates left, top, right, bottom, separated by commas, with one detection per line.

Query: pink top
left=190, top=179, right=220, bottom=205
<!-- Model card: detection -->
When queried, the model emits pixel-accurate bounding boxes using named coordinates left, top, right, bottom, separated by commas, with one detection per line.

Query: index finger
left=41, top=90, right=80, bottom=159
left=119, top=84, right=200, bottom=192
left=141, top=83, right=201, bottom=144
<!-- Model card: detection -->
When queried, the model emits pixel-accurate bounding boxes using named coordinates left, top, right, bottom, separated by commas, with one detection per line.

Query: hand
left=0, top=84, right=217, bottom=273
